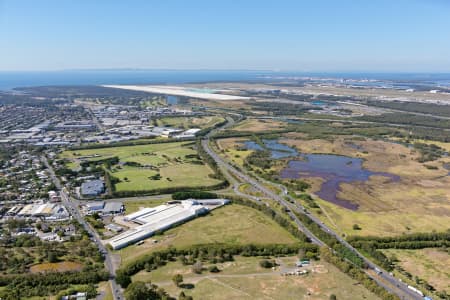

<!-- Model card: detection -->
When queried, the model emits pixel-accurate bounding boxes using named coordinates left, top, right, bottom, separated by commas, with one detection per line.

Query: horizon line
left=1, top=68, right=450, bottom=74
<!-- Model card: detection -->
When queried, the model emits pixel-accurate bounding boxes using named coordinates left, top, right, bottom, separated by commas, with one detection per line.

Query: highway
left=42, top=156, right=123, bottom=300
left=201, top=121, right=424, bottom=300
left=40, top=112, right=424, bottom=300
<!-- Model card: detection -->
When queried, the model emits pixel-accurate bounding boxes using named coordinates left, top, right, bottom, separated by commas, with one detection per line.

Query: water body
left=244, top=139, right=399, bottom=210
left=1, top=70, right=449, bottom=91
left=280, top=154, right=400, bottom=210
left=311, top=100, right=327, bottom=106
left=443, top=163, right=450, bottom=175
left=0, top=70, right=264, bottom=91
left=285, top=119, right=304, bottom=125
left=166, top=95, right=179, bottom=105
left=244, top=139, right=298, bottom=159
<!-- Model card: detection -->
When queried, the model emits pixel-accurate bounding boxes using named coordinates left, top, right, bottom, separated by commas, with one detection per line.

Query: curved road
left=42, top=110, right=425, bottom=300
left=201, top=119, right=424, bottom=300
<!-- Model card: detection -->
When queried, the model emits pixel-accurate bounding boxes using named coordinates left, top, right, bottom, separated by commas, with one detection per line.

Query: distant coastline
left=1, top=69, right=449, bottom=91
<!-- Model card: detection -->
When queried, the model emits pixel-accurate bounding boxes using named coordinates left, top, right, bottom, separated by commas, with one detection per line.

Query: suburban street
left=42, top=156, right=124, bottom=300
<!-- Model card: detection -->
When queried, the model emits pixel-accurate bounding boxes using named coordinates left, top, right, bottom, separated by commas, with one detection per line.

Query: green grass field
left=112, top=163, right=220, bottom=192
left=314, top=197, right=450, bottom=237
left=116, top=204, right=298, bottom=265
left=61, top=141, right=222, bottom=192
left=62, top=141, right=196, bottom=165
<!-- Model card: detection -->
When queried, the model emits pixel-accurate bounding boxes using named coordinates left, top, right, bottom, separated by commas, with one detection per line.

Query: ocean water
left=0, top=70, right=264, bottom=91
left=1, top=70, right=449, bottom=91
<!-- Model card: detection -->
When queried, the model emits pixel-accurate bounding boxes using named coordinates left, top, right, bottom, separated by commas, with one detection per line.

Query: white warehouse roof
left=109, top=200, right=226, bottom=250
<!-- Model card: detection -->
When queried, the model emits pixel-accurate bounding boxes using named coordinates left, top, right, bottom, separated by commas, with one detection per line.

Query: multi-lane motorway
left=201, top=123, right=424, bottom=300
left=41, top=112, right=425, bottom=300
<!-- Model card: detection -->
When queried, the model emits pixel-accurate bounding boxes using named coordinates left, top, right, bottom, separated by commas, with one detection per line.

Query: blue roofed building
left=80, top=179, right=105, bottom=197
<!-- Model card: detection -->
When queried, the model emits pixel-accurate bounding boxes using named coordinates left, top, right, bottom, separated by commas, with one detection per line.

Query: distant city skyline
left=1, top=0, right=450, bottom=72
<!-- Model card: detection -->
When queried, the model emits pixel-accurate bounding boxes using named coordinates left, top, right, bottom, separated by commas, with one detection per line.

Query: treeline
left=104, top=169, right=116, bottom=196
left=172, top=191, right=218, bottom=200
left=296, top=193, right=319, bottom=208
left=244, top=150, right=273, bottom=169
left=412, top=142, right=446, bottom=162
left=284, top=180, right=311, bottom=193
left=292, top=211, right=365, bottom=268
left=110, top=181, right=228, bottom=198
left=347, top=231, right=450, bottom=271
left=117, top=243, right=312, bottom=286
left=0, top=269, right=109, bottom=299
left=348, top=231, right=450, bottom=244
left=358, top=113, right=450, bottom=129
left=366, top=100, right=450, bottom=118
left=213, top=129, right=291, bottom=139
left=124, top=281, right=175, bottom=300
left=195, top=118, right=228, bottom=137
left=69, top=136, right=194, bottom=151
left=250, top=101, right=314, bottom=116
left=195, top=139, right=227, bottom=182
left=80, top=156, right=119, bottom=168
left=353, top=240, right=450, bottom=251
left=403, top=126, right=450, bottom=142
left=320, top=247, right=400, bottom=300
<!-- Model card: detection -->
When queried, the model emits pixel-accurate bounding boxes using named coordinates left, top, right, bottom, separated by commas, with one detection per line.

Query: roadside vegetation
left=348, top=232, right=450, bottom=299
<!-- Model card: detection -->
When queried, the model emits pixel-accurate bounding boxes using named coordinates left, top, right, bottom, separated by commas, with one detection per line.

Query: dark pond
left=280, top=154, right=400, bottom=210
left=166, top=95, right=179, bottom=105
left=243, top=139, right=400, bottom=210
left=311, top=100, right=327, bottom=106
left=244, top=140, right=298, bottom=159
left=285, top=118, right=304, bottom=125
left=443, top=163, right=450, bottom=175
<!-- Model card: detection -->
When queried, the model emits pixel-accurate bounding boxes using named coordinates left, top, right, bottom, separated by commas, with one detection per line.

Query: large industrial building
left=108, top=199, right=229, bottom=250
left=84, top=201, right=124, bottom=215
left=80, top=179, right=105, bottom=197
left=14, top=203, right=69, bottom=220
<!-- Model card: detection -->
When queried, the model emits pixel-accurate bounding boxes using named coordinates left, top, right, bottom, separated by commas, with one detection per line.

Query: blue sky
left=1, top=0, right=449, bottom=72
